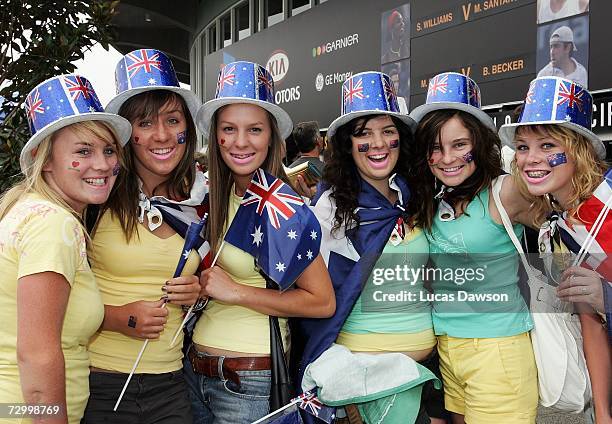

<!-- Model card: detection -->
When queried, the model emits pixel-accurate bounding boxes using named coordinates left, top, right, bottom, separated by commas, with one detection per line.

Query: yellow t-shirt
left=193, top=188, right=289, bottom=354
left=0, top=194, right=104, bottom=424
left=88, top=212, right=200, bottom=373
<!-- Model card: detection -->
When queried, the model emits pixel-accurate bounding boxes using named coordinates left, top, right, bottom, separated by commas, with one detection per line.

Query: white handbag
left=492, top=176, right=592, bottom=412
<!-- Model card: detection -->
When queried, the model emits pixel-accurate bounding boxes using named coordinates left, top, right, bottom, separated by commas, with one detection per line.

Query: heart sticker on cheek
left=389, top=139, right=399, bottom=149
left=112, top=163, right=121, bottom=176
left=429, top=158, right=435, bottom=165
left=220, top=138, right=226, bottom=145
left=177, top=131, right=186, bottom=144
left=68, top=161, right=80, bottom=172
left=133, top=136, right=139, bottom=144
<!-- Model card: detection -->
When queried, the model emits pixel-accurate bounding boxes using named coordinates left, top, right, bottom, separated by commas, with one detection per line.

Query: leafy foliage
left=0, top=0, right=118, bottom=193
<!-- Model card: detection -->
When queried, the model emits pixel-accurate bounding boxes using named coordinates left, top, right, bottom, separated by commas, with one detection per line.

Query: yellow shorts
left=437, top=332, right=538, bottom=424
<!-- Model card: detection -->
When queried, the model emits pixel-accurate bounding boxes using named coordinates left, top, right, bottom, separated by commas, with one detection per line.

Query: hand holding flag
left=114, top=214, right=208, bottom=411
left=224, top=168, right=321, bottom=291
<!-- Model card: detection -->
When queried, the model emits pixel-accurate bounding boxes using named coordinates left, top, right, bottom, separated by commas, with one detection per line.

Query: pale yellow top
left=87, top=212, right=200, bottom=373
left=193, top=188, right=289, bottom=354
left=0, top=194, right=104, bottom=424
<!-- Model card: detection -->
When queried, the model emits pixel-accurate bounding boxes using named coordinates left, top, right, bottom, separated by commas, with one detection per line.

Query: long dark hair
left=409, top=109, right=502, bottom=231
left=101, top=90, right=198, bottom=241
left=323, top=114, right=415, bottom=234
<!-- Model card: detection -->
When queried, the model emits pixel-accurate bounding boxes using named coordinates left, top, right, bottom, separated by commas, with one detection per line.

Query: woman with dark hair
left=294, top=72, right=447, bottom=424
left=408, top=72, right=538, bottom=423
left=82, top=50, right=204, bottom=424
left=185, top=61, right=334, bottom=424
left=501, top=76, right=611, bottom=424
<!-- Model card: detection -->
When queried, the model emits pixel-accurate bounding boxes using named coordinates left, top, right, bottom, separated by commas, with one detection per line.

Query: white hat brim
left=20, top=113, right=132, bottom=171
left=409, top=101, right=496, bottom=132
left=499, top=120, right=606, bottom=160
left=196, top=97, right=293, bottom=140
left=105, top=86, right=201, bottom=123
left=326, top=110, right=416, bottom=138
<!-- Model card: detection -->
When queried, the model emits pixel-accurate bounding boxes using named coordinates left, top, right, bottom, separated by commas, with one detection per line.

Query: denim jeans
left=183, top=353, right=271, bottom=424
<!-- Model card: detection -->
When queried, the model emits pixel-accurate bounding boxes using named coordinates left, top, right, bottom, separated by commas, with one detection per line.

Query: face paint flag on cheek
left=547, top=152, right=567, bottom=167
left=389, top=139, right=399, bottom=149
left=358, top=143, right=369, bottom=152
left=462, top=151, right=474, bottom=163
left=177, top=130, right=186, bottom=144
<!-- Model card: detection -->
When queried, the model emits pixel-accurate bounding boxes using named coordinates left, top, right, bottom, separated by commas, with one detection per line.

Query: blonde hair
left=205, top=105, right=289, bottom=255
left=0, top=121, right=123, bottom=228
left=511, top=124, right=606, bottom=225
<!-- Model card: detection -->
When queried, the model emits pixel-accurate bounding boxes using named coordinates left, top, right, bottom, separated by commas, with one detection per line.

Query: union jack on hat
left=196, top=61, right=293, bottom=139
left=499, top=76, right=605, bottom=159
left=409, top=72, right=495, bottom=131
left=20, top=74, right=131, bottom=171
left=106, top=49, right=201, bottom=122
left=326, top=71, right=416, bottom=137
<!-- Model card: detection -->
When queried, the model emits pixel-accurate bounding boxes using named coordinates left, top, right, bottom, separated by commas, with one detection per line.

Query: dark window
left=290, top=0, right=310, bottom=16
left=266, top=0, right=283, bottom=27
left=236, top=2, right=250, bottom=40
left=208, top=24, right=217, bottom=53
left=220, top=13, right=231, bottom=47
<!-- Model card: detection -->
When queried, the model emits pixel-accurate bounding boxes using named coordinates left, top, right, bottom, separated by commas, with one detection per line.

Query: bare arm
left=491, top=174, right=539, bottom=228
left=200, top=254, right=336, bottom=318
left=17, top=272, right=70, bottom=424
left=579, top=312, right=612, bottom=423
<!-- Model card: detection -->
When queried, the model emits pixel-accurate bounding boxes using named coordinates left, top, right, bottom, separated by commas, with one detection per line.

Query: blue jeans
left=183, top=353, right=271, bottom=424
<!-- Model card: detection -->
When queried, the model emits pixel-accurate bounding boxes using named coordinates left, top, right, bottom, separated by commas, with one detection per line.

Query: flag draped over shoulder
left=555, top=169, right=612, bottom=342
left=224, top=168, right=321, bottom=291
left=142, top=167, right=211, bottom=265
left=291, top=173, right=411, bottom=422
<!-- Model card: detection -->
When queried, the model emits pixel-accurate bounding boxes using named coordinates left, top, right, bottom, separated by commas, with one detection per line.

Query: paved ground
left=537, top=406, right=587, bottom=423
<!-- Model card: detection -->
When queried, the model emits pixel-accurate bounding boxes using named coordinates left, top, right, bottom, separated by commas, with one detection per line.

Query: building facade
left=113, top=0, right=612, bottom=153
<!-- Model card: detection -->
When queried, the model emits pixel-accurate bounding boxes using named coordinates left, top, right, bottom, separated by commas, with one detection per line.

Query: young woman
left=295, top=71, right=448, bottom=424
left=82, top=50, right=204, bottom=424
left=0, top=75, right=130, bottom=424
left=184, top=60, right=335, bottom=424
left=501, top=76, right=611, bottom=424
left=408, top=72, right=538, bottom=424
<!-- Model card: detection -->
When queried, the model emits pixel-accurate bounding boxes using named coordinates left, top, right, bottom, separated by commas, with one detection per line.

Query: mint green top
left=427, top=187, right=533, bottom=338
left=341, top=227, right=434, bottom=335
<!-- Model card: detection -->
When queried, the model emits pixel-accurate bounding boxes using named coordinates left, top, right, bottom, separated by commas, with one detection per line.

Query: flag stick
left=250, top=397, right=300, bottom=424
left=114, top=215, right=207, bottom=411
left=169, top=240, right=226, bottom=347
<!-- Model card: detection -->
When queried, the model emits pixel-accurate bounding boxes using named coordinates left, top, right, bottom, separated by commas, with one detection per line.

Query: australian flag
left=224, top=169, right=321, bottom=291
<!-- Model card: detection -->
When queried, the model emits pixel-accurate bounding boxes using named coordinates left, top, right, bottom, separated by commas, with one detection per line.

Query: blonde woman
left=501, top=76, right=611, bottom=424
left=0, top=75, right=130, bottom=424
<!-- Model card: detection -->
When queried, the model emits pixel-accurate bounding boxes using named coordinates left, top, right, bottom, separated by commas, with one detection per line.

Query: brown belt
left=188, top=345, right=271, bottom=388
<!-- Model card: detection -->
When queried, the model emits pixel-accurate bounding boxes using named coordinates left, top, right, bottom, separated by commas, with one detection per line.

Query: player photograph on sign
left=381, top=3, right=410, bottom=64
left=536, top=16, right=589, bottom=88
left=537, top=0, right=590, bottom=24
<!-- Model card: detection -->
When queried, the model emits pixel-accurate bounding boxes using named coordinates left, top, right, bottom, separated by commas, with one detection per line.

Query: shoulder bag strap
left=491, top=176, right=537, bottom=280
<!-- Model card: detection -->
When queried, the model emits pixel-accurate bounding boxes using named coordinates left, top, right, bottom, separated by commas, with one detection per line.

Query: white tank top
left=538, top=0, right=581, bottom=23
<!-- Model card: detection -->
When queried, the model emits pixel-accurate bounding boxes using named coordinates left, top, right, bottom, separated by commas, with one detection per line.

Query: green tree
left=0, top=0, right=118, bottom=193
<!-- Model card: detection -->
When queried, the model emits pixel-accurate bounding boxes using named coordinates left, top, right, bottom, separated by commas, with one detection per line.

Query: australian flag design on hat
left=499, top=76, right=605, bottom=159
left=115, top=49, right=179, bottom=93
left=214, top=61, right=275, bottom=103
left=26, top=75, right=103, bottom=136
left=341, top=72, right=399, bottom=116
